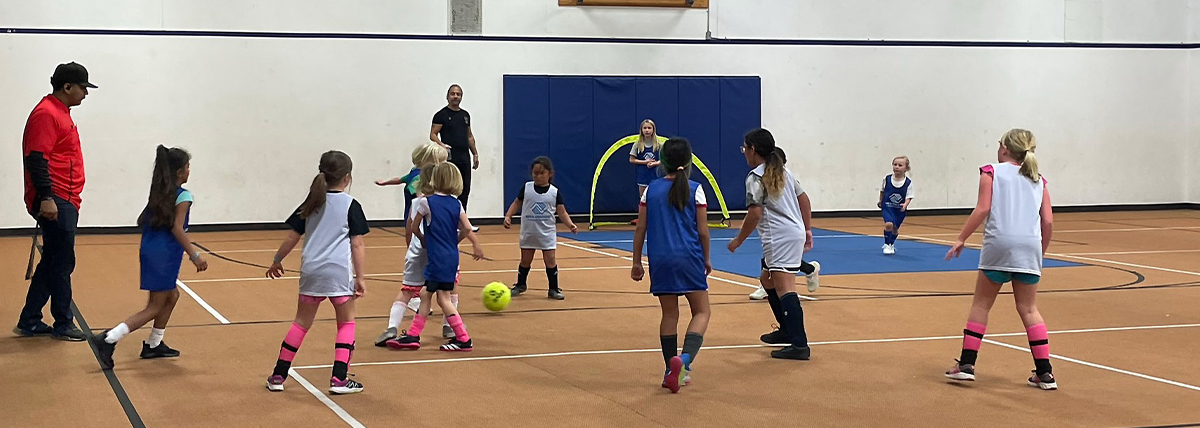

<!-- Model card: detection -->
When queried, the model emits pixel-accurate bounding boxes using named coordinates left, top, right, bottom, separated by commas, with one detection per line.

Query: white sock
left=388, top=302, right=406, bottom=329
left=146, top=328, right=165, bottom=347
left=444, top=294, right=459, bottom=326
left=105, top=323, right=130, bottom=344
left=407, top=297, right=422, bottom=314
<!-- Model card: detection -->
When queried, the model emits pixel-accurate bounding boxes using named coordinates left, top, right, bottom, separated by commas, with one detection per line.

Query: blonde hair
left=634, top=119, right=661, bottom=153
left=1000, top=129, right=1039, bottom=182
left=412, top=143, right=448, bottom=195
left=892, top=156, right=911, bottom=172
left=428, top=162, right=464, bottom=196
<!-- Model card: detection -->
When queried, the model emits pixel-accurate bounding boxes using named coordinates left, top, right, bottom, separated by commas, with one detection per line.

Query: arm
left=468, top=126, right=479, bottom=169
left=350, top=234, right=367, bottom=297
left=630, top=204, right=648, bottom=280
left=171, top=202, right=207, bottom=272
left=1040, top=184, right=1053, bottom=255
left=799, top=192, right=814, bottom=250
left=23, top=113, right=58, bottom=219
left=728, top=205, right=762, bottom=253
left=409, top=211, right=426, bottom=244
left=430, top=123, right=444, bottom=145
left=460, top=211, right=484, bottom=260
left=503, top=198, right=521, bottom=228
left=877, top=191, right=884, bottom=208
left=556, top=205, right=578, bottom=233
left=946, top=173, right=993, bottom=259
left=901, top=198, right=913, bottom=212
left=697, top=206, right=711, bottom=275
left=629, top=154, right=649, bottom=165
left=266, top=230, right=302, bottom=278
left=375, top=177, right=403, bottom=186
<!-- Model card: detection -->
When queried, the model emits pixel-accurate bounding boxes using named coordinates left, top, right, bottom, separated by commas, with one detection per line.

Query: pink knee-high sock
left=1027, top=323, right=1049, bottom=359
left=332, top=321, right=356, bottom=380
left=409, top=314, right=428, bottom=336
left=963, top=322, right=986, bottom=351
left=447, top=314, right=470, bottom=342
left=273, top=323, right=309, bottom=377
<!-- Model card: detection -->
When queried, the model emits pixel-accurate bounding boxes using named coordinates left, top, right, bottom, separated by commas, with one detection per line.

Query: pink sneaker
left=329, top=376, right=364, bottom=395
left=266, top=374, right=285, bottom=392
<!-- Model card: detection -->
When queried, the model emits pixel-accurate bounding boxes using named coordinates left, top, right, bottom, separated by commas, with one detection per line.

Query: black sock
left=272, top=359, right=291, bottom=377
left=959, top=349, right=979, bottom=366
left=1034, top=359, right=1053, bottom=375
left=765, top=288, right=788, bottom=334
left=682, top=332, right=703, bottom=367
left=799, top=261, right=815, bottom=275
left=779, top=292, right=808, bottom=347
left=516, top=265, right=531, bottom=286
left=660, top=335, right=678, bottom=367
left=546, top=266, right=559, bottom=290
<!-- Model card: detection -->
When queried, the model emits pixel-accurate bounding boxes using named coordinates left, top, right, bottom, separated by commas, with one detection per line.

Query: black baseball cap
left=51, top=62, right=98, bottom=88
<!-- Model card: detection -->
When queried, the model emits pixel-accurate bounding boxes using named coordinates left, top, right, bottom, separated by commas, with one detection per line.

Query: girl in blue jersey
left=631, top=137, right=712, bottom=394
left=628, top=119, right=662, bottom=225
left=877, top=156, right=913, bottom=255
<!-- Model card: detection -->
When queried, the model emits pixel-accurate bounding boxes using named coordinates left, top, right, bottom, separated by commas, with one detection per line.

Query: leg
left=151, top=289, right=180, bottom=329
left=761, top=266, right=789, bottom=343
left=47, top=202, right=79, bottom=332
left=544, top=250, right=562, bottom=300
left=513, top=249, right=535, bottom=295
left=268, top=296, right=321, bottom=387
left=456, top=160, right=472, bottom=211
left=379, top=288, right=418, bottom=345
left=681, top=291, right=711, bottom=368
left=632, top=186, right=647, bottom=225
left=89, top=291, right=173, bottom=369
left=658, top=295, right=683, bottom=393
left=140, top=289, right=181, bottom=357
left=330, top=297, right=359, bottom=386
left=439, top=289, right=473, bottom=350
left=1013, top=277, right=1054, bottom=381
left=952, top=272, right=1002, bottom=375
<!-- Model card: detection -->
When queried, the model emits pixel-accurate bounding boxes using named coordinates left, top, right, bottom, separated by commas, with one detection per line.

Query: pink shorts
left=298, top=294, right=353, bottom=305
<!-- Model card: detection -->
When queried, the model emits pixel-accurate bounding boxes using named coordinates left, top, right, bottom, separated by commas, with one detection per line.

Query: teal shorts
left=982, top=270, right=1041, bottom=285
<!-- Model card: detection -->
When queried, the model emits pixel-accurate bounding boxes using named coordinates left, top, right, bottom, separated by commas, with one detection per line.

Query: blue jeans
left=19, top=197, right=78, bottom=330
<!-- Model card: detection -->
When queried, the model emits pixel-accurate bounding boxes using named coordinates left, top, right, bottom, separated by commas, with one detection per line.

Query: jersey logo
left=531, top=202, right=551, bottom=215
left=889, top=193, right=904, bottom=204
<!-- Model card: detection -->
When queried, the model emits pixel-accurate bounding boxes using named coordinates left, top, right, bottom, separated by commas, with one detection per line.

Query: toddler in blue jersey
left=877, top=156, right=913, bottom=255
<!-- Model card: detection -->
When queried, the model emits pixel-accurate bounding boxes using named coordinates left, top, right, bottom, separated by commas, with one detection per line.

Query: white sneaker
left=883, top=244, right=896, bottom=255
left=471, top=226, right=480, bottom=233
left=749, top=286, right=768, bottom=300
left=806, top=261, right=821, bottom=293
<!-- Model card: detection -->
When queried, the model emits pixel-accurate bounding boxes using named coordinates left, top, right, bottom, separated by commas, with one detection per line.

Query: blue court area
left=564, top=227, right=1082, bottom=278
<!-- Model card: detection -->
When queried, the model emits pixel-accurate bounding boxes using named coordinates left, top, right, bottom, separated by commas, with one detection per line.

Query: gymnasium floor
left=4, top=210, right=1200, bottom=428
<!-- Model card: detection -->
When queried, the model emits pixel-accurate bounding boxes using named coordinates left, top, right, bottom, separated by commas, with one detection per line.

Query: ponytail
left=659, top=138, right=694, bottom=211
left=300, top=150, right=354, bottom=219
left=668, top=165, right=691, bottom=210
left=140, top=145, right=190, bottom=229
left=300, top=173, right=328, bottom=218
left=762, top=151, right=786, bottom=197
left=1000, top=128, right=1040, bottom=183
left=1020, top=151, right=1040, bottom=183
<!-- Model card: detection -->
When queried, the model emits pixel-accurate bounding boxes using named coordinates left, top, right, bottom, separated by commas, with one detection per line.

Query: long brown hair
left=744, top=128, right=786, bottom=197
left=660, top=138, right=693, bottom=210
left=300, top=151, right=353, bottom=218
left=139, top=145, right=191, bottom=229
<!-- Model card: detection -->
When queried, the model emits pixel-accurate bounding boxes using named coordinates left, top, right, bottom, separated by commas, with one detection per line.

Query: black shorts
left=761, top=258, right=803, bottom=274
left=424, top=280, right=456, bottom=293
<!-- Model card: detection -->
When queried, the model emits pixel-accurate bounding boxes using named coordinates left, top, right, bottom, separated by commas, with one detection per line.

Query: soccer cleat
left=760, top=325, right=789, bottom=345
left=770, top=345, right=811, bottom=360
left=89, top=330, right=116, bottom=369
left=945, top=360, right=976, bottom=381
left=266, top=375, right=286, bottom=392
left=375, top=327, right=398, bottom=347
left=1027, top=371, right=1058, bottom=390
left=140, top=341, right=180, bottom=359
left=749, top=286, right=768, bottom=300
left=386, top=332, right=421, bottom=350
left=806, top=261, right=821, bottom=293
left=329, top=376, right=364, bottom=395
left=440, top=338, right=473, bottom=352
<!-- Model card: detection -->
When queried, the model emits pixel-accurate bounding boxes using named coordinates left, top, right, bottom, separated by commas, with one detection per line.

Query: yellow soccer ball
left=481, top=282, right=511, bottom=312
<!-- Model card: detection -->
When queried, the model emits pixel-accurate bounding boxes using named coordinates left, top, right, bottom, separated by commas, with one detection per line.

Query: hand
left=267, top=261, right=286, bottom=279
left=704, top=261, right=712, bottom=276
left=647, top=161, right=659, bottom=169
left=727, top=238, right=742, bottom=253
left=804, top=230, right=814, bottom=251
left=354, top=277, right=367, bottom=298
left=192, top=256, right=209, bottom=272
left=472, top=244, right=484, bottom=261
left=631, top=263, right=645, bottom=281
left=568, top=223, right=578, bottom=234
left=877, top=201, right=882, bottom=209
left=473, top=155, right=479, bottom=170
left=503, top=216, right=512, bottom=229
left=945, top=241, right=966, bottom=260
left=39, top=199, right=58, bottom=221
left=375, top=179, right=387, bottom=186
left=900, top=205, right=908, bottom=212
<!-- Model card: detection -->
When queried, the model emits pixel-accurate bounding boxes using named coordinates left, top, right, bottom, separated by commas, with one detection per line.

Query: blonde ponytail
left=1000, top=128, right=1040, bottom=182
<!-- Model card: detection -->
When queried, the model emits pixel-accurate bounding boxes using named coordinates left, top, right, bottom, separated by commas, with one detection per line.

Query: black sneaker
left=52, top=325, right=87, bottom=342
left=547, top=289, right=565, bottom=300
left=140, top=341, right=181, bottom=359
left=760, top=326, right=789, bottom=345
left=440, top=338, right=473, bottom=352
left=770, top=345, right=811, bottom=360
left=386, top=333, right=421, bottom=350
left=511, top=283, right=527, bottom=296
left=13, top=322, right=54, bottom=337
left=89, top=330, right=116, bottom=369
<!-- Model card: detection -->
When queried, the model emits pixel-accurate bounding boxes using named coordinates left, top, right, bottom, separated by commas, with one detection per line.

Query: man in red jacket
left=15, top=62, right=96, bottom=341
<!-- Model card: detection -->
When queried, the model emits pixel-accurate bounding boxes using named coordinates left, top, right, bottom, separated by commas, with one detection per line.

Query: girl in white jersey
left=503, top=156, right=578, bottom=300
left=944, top=129, right=1057, bottom=390
left=728, top=128, right=812, bottom=361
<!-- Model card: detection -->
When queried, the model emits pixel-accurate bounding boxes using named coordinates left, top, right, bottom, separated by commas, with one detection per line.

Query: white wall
left=0, top=1, right=1194, bottom=228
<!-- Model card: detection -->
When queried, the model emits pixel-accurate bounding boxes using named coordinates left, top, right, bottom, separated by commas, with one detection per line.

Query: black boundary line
left=6, top=27, right=1200, bottom=49
left=73, top=303, right=146, bottom=427
left=375, top=226, right=497, bottom=261
left=1116, top=424, right=1200, bottom=428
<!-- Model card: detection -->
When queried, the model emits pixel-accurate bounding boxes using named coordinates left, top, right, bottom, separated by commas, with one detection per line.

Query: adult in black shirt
left=430, top=84, right=478, bottom=210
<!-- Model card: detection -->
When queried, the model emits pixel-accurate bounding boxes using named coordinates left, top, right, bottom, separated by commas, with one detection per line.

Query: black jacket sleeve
left=23, top=151, right=53, bottom=202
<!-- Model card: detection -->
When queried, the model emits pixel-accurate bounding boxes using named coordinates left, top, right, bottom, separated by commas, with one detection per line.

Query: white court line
left=982, top=339, right=1200, bottom=392
left=183, top=265, right=631, bottom=284
left=292, top=321, right=1200, bottom=371
left=288, top=369, right=367, bottom=428
left=910, top=226, right=1200, bottom=237
left=175, top=280, right=230, bottom=324
left=578, top=235, right=870, bottom=244
left=1062, top=249, right=1200, bottom=256
left=208, top=241, right=531, bottom=254
left=902, top=233, right=1200, bottom=278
